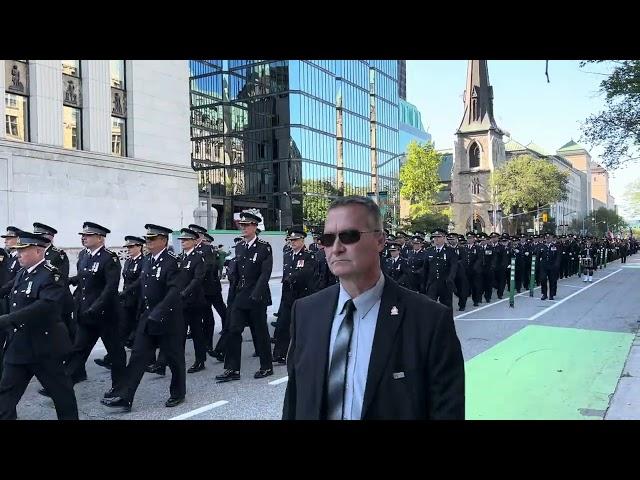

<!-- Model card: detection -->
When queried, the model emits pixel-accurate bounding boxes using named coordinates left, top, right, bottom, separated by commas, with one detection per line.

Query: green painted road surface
left=466, top=325, right=635, bottom=420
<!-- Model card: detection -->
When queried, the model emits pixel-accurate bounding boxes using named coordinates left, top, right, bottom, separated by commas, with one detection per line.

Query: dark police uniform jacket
left=423, top=245, right=458, bottom=291
left=383, top=256, right=407, bottom=285
left=195, top=243, right=222, bottom=296
left=312, top=249, right=337, bottom=293
left=1, top=261, right=72, bottom=363
left=538, top=243, right=562, bottom=270
left=74, top=246, right=121, bottom=326
left=120, top=254, right=144, bottom=309
left=229, top=237, right=273, bottom=307
left=405, top=248, right=428, bottom=292
left=281, top=246, right=316, bottom=305
left=44, top=244, right=70, bottom=279
left=138, top=249, right=184, bottom=336
left=178, top=248, right=206, bottom=309
left=482, top=242, right=503, bottom=271
left=464, top=244, right=483, bottom=274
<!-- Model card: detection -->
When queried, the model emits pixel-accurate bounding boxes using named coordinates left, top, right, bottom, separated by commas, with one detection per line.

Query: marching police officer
left=176, top=227, right=208, bottom=373
left=55, top=222, right=126, bottom=400
left=216, top=211, right=274, bottom=382
left=463, top=232, right=483, bottom=307
left=496, top=233, right=512, bottom=298
left=1, top=227, right=21, bottom=292
left=312, top=239, right=337, bottom=293
left=32, top=222, right=76, bottom=343
left=382, top=242, right=407, bottom=285
left=513, top=234, right=530, bottom=293
left=0, top=230, right=78, bottom=420
left=188, top=225, right=227, bottom=358
left=447, top=233, right=469, bottom=311
left=482, top=232, right=503, bottom=302
left=423, top=228, right=458, bottom=308
left=397, top=231, right=412, bottom=259
left=405, top=234, right=427, bottom=293
left=102, top=224, right=187, bottom=412
left=95, top=235, right=146, bottom=369
left=272, top=229, right=316, bottom=364
left=538, top=232, right=561, bottom=300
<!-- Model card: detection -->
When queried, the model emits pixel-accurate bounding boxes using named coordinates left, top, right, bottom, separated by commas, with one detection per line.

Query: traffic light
left=542, top=212, right=548, bottom=222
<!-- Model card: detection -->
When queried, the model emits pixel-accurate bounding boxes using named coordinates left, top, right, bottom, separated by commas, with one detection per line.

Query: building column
left=29, top=60, right=63, bottom=147
left=81, top=60, right=111, bottom=154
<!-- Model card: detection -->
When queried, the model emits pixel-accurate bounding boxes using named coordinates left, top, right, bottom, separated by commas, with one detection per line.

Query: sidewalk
left=605, top=255, right=640, bottom=420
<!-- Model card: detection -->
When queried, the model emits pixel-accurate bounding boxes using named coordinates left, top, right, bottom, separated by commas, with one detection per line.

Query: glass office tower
left=189, top=60, right=400, bottom=230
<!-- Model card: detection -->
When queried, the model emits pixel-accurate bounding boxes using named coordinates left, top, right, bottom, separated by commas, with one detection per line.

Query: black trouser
left=120, top=304, right=139, bottom=345
left=455, top=270, right=469, bottom=310
left=466, top=268, right=483, bottom=305
left=0, top=359, right=78, bottom=420
left=483, top=269, right=495, bottom=302
left=118, top=321, right=186, bottom=404
left=273, top=297, right=293, bottom=359
left=224, top=302, right=272, bottom=372
left=426, top=281, right=453, bottom=308
left=496, top=267, right=507, bottom=298
left=183, top=306, right=206, bottom=364
left=539, top=267, right=558, bottom=297
left=65, top=320, right=126, bottom=389
left=622, top=254, right=627, bottom=263
left=203, top=291, right=226, bottom=351
left=514, top=261, right=526, bottom=292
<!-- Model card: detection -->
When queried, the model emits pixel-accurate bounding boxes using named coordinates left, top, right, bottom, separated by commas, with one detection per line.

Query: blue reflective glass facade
left=189, top=60, right=401, bottom=230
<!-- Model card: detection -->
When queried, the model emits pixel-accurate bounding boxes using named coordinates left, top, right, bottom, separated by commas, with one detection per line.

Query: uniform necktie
left=326, top=299, right=357, bottom=420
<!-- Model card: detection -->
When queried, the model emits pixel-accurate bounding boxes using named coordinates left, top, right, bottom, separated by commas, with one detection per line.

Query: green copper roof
left=557, top=140, right=587, bottom=153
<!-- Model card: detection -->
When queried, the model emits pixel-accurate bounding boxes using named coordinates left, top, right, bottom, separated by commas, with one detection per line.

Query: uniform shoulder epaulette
left=105, top=248, right=118, bottom=256
left=43, top=262, right=59, bottom=273
left=50, top=245, right=61, bottom=252
left=167, top=251, right=177, bottom=258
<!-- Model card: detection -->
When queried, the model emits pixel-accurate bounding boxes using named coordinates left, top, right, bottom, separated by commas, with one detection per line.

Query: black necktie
left=327, top=299, right=357, bottom=420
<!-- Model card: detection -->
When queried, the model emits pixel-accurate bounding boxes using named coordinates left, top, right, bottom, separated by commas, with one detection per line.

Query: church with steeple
left=450, top=60, right=507, bottom=233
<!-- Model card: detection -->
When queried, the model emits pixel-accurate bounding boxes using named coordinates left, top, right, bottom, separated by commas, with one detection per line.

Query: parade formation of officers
left=381, top=228, right=638, bottom=309
left=0, top=214, right=637, bottom=419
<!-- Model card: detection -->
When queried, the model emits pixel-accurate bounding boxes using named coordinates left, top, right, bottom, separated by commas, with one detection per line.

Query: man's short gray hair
left=327, top=195, right=383, bottom=231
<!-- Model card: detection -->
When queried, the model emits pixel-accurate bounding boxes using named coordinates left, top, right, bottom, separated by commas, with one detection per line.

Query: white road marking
left=169, top=400, right=228, bottom=420
left=528, top=269, right=623, bottom=321
left=456, top=317, right=531, bottom=322
left=269, top=376, right=289, bottom=385
left=454, top=287, right=541, bottom=319
left=559, top=284, right=585, bottom=289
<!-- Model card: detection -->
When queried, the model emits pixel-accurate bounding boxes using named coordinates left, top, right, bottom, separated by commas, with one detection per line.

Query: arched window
left=469, top=142, right=480, bottom=168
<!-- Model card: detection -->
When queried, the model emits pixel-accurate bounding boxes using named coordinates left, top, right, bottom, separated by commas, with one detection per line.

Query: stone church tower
left=451, top=60, right=506, bottom=233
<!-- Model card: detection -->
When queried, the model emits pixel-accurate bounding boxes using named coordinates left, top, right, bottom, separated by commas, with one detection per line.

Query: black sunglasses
left=319, top=229, right=381, bottom=247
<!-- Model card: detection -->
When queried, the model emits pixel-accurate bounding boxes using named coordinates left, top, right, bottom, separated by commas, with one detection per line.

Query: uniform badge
left=54, top=273, right=60, bottom=282
left=186, top=261, right=191, bottom=269
left=296, top=259, right=304, bottom=268
left=156, top=267, right=162, bottom=279
left=133, top=263, right=137, bottom=272
left=92, top=262, right=99, bottom=272
left=26, top=281, right=33, bottom=295
left=113, top=256, right=118, bottom=263
left=252, top=253, right=257, bottom=262
left=443, top=253, right=447, bottom=261
left=390, top=306, right=399, bottom=316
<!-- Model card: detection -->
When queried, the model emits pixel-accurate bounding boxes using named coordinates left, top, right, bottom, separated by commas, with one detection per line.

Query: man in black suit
left=283, top=196, right=465, bottom=420
left=538, top=232, right=562, bottom=300
left=0, top=230, right=78, bottom=420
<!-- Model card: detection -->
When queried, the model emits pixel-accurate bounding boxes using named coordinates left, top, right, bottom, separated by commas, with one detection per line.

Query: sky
left=406, top=60, right=640, bottom=220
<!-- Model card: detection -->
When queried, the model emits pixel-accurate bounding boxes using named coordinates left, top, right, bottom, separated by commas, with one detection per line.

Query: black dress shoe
left=458, top=306, right=465, bottom=312
left=147, top=364, right=166, bottom=376
left=206, top=348, right=216, bottom=358
left=270, top=321, right=278, bottom=328
left=213, top=352, right=225, bottom=362
left=165, top=397, right=185, bottom=408
left=516, top=289, right=521, bottom=293
left=103, top=388, right=118, bottom=399
left=254, top=368, right=274, bottom=379
left=101, top=396, right=132, bottom=412
left=549, top=296, right=554, bottom=300
left=38, top=387, right=51, bottom=397
left=541, top=295, right=547, bottom=300
left=473, top=302, right=479, bottom=307
left=216, top=370, right=240, bottom=382
left=187, top=362, right=205, bottom=373
left=252, top=352, right=259, bottom=357
left=273, top=356, right=286, bottom=365
left=273, top=312, right=279, bottom=317
left=94, top=357, right=112, bottom=370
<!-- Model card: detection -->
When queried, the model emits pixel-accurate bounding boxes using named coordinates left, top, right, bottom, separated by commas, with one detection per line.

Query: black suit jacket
left=282, top=275, right=465, bottom=420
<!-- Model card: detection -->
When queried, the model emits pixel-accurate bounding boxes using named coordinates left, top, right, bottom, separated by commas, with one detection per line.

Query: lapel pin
left=391, top=306, right=399, bottom=316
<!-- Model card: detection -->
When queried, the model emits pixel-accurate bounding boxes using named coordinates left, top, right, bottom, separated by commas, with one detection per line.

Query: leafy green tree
left=580, top=60, right=640, bottom=169
left=399, top=141, right=443, bottom=218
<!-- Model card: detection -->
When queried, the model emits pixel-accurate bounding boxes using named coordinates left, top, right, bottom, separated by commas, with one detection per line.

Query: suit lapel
left=361, top=277, right=403, bottom=418
left=311, top=283, right=340, bottom=419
